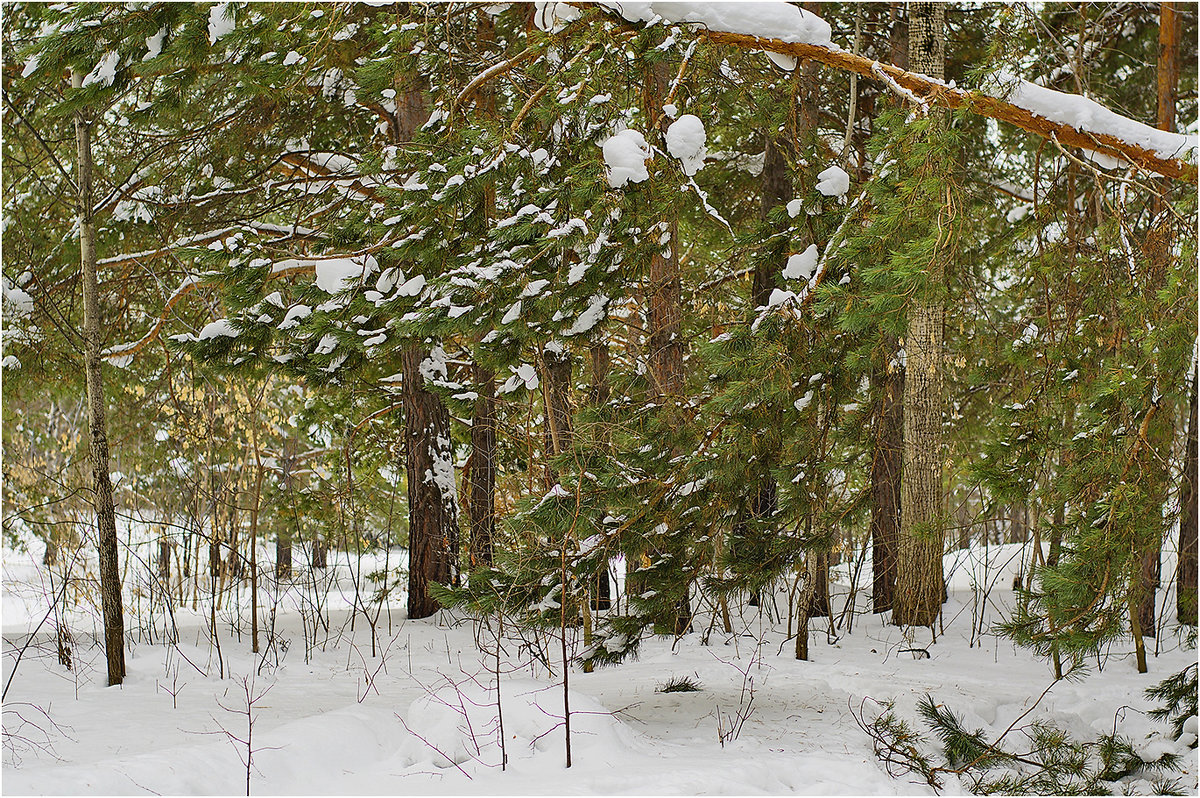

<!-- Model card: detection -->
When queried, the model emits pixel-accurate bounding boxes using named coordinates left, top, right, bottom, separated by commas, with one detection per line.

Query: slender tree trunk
left=468, top=364, right=497, bottom=568
left=539, top=343, right=574, bottom=486
left=73, top=71, right=125, bottom=686
left=1178, top=364, right=1198, bottom=624
left=642, top=60, right=691, bottom=636
left=158, top=536, right=171, bottom=583
left=249, top=466, right=263, bottom=654
left=1134, top=0, right=1183, bottom=636
left=466, top=25, right=499, bottom=572
left=870, top=3, right=909, bottom=615
left=810, top=551, right=831, bottom=618
left=871, top=346, right=904, bottom=612
left=276, top=527, right=292, bottom=579
left=588, top=340, right=612, bottom=610
left=403, top=344, right=458, bottom=620
left=893, top=1, right=946, bottom=629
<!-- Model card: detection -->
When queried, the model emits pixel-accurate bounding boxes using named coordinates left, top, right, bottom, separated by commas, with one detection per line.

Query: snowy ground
left=3, top=529, right=1196, bottom=796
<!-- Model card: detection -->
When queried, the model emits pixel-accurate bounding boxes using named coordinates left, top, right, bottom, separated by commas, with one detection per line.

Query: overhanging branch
left=699, top=29, right=1196, bottom=184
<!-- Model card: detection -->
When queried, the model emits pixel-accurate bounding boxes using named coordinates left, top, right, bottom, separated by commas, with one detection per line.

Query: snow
left=764, top=50, right=797, bottom=72
left=500, top=300, right=522, bottom=325
left=815, top=164, right=850, bottom=197
left=278, top=304, right=311, bottom=330
left=313, top=255, right=372, bottom=294
left=5, top=530, right=1191, bottom=796
left=533, top=1, right=581, bottom=34
left=207, top=4, right=234, bottom=44
left=786, top=198, right=804, bottom=218
left=144, top=27, right=167, bottom=60
left=313, top=333, right=339, bottom=355
left=2, top=280, right=34, bottom=318
left=197, top=318, right=238, bottom=340
left=783, top=244, right=818, bottom=281
left=81, top=51, right=120, bottom=88
left=604, top=1, right=833, bottom=48
left=601, top=129, right=651, bottom=188
left=665, top=114, right=707, bottom=176
left=992, top=72, right=1198, bottom=162
left=564, top=294, right=609, bottom=336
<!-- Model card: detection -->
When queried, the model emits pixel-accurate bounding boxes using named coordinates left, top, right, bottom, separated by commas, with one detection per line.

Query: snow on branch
left=101, top=245, right=377, bottom=363
left=702, top=30, right=1196, bottom=183
left=584, top=3, right=1197, bottom=183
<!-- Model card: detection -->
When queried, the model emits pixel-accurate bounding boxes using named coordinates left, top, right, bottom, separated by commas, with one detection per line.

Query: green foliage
left=866, top=693, right=1187, bottom=795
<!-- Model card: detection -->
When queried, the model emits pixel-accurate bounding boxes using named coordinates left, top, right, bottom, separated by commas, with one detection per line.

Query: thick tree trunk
left=1178, top=365, right=1198, bottom=625
left=893, top=2, right=946, bottom=629
left=403, top=344, right=458, bottom=620
left=467, top=364, right=497, bottom=568
left=73, top=72, right=125, bottom=686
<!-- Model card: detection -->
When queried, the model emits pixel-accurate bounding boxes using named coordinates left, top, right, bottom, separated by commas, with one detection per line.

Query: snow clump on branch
left=602, top=129, right=652, bottom=188
left=665, top=114, right=708, bottom=176
left=815, top=165, right=850, bottom=198
left=602, top=1, right=832, bottom=48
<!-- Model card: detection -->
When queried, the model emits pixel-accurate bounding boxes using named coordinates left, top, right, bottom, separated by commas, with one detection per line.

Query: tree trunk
left=587, top=341, right=614, bottom=610
left=1178, top=364, right=1198, bottom=625
left=1135, top=0, right=1183, bottom=634
left=276, top=535, right=292, bottom=580
left=158, top=536, right=171, bottom=583
left=540, top=343, right=574, bottom=486
left=810, top=550, right=831, bottom=618
left=893, top=1, right=946, bottom=629
left=467, top=364, right=497, bottom=568
left=871, top=6, right=909, bottom=616
left=871, top=344, right=904, bottom=612
left=642, top=60, right=691, bottom=636
left=403, top=344, right=458, bottom=620
left=736, top=125, right=791, bottom=610
left=73, top=71, right=125, bottom=686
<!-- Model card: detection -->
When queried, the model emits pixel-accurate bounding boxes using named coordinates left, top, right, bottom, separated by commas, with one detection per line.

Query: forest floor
left=3, top=534, right=1196, bottom=796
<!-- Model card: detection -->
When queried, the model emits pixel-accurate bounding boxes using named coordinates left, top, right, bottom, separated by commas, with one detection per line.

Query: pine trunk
left=73, top=72, right=125, bottom=686
left=403, top=344, right=458, bottom=620
left=642, top=60, right=690, bottom=636
left=893, top=1, right=946, bottom=629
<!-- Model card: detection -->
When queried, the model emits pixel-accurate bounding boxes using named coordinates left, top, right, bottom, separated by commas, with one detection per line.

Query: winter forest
left=2, top=1, right=1198, bottom=795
